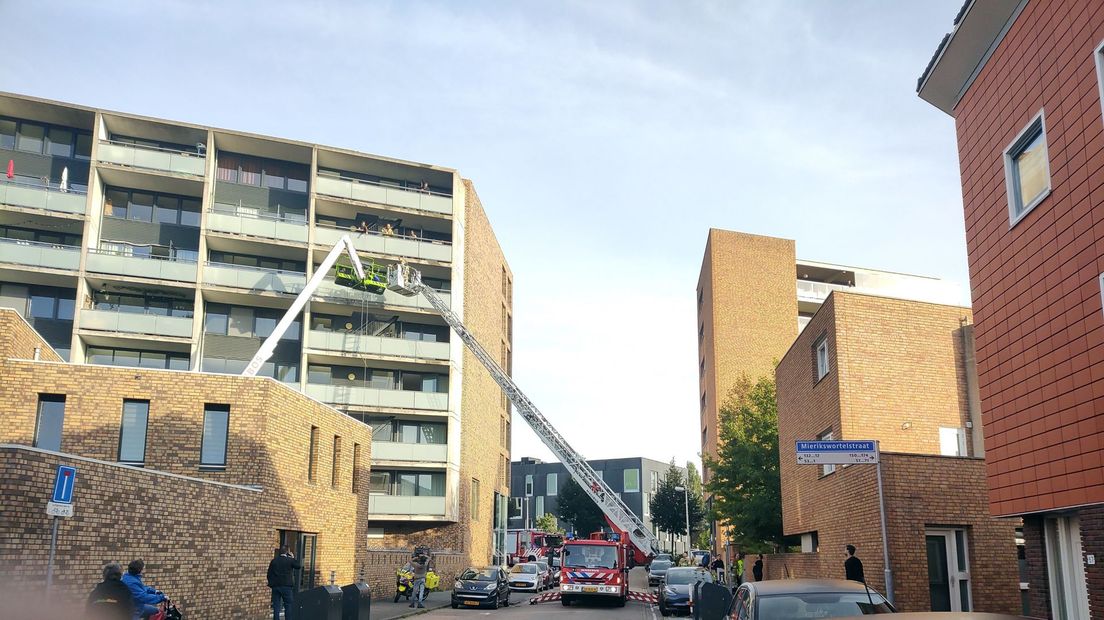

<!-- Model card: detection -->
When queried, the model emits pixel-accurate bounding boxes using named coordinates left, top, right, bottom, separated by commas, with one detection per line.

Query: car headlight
left=454, top=581, right=463, bottom=590
left=484, top=583, right=497, bottom=591
left=664, top=587, right=678, bottom=597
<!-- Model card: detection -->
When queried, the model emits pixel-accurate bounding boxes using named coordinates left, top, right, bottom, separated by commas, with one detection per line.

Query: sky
left=3, top=0, right=968, bottom=471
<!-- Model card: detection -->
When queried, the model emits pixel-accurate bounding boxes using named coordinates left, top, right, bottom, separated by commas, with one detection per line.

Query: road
left=424, top=567, right=660, bottom=619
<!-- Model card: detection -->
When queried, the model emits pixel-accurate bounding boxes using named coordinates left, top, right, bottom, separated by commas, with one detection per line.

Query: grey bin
left=341, top=582, right=371, bottom=619
left=293, top=584, right=343, bottom=620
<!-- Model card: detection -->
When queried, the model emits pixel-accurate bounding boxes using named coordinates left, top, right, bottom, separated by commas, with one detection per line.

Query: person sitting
left=120, top=559, right=165, bottom=619
left=86, top=562, right=135, bottom=620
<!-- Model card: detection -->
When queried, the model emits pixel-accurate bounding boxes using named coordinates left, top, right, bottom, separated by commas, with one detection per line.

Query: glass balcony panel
left=80, top=309, right=193, bottom=338
left=0, top=182, right=86, bottom=215
left=368, top=495, right=446, bottom=517
left=0, top=238, right=80, bottom=270
left=86, top=251, right=198, bottom=282
left=314, top=225, right=452, bottom=263
left=314, top=279, right=449, bottom=311
left=371, top=441, right=448, bottom=463
left=98, top=142, right=206, bottom=177
left=206, top=208, right=308, bottom=243
left=305, top=383, right=448, bottom=411
left=203, top=263, right=305, bottom=294
left=314, top=175, right=452, bottom=215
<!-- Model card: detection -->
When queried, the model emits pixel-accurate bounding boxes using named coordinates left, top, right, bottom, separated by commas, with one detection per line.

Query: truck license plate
left=583, top=586, right=598, bottom=593
left=464, top=601, right=480, bottom=606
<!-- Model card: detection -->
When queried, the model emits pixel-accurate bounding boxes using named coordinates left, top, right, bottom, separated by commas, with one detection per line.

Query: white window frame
left=546, top=472, right=558, bottom=496
left=1095, top=39, right=1104, bottom=127
left=939, top=427, right=967, bottom=457
left=815, top=337, right=829, bottom=381
left=1003, top=109, right=1051, bottom=227
left=524, top=474, right=533, bottom=496
left=1045, top=515, right=1090, bottom=620
left=535, top=495, right=544, bottom=517
left=819, top=429, right=835, bottom=476
left=623, top=468, right=640, bottom=493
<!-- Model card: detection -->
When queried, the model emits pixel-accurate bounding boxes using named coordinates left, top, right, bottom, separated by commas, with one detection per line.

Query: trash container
left=294, top=584, right=343, bottom=620
left=341, top=582, right=371, bottom=620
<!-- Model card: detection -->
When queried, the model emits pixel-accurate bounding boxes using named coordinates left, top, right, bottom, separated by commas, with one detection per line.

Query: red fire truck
left=506, top=529, right=565, bottom=567
left=558, top=538, right=629, bottom=607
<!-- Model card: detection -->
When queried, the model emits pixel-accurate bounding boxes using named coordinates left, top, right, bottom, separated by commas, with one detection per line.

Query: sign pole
left=874, top=441, right=894, bottom=605
left=45, top=516, right=59, bottom=594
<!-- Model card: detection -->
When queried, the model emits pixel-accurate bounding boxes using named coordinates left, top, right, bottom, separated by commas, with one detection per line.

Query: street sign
left=795, top=440, right=878, bottom=465
left=51, top=465, right=76, bottom=504
left=46, top=502, right=73, bottom=518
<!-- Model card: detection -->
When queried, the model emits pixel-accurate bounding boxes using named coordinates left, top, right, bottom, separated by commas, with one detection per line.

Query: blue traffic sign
left=796, top=440, right=875, bottom=453
left=51, top=466, right=77, bottom=504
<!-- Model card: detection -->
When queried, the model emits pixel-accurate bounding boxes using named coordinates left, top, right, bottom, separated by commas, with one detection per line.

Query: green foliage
left=556, top=477, right=607, bottom=535
left=703, top=375, right=783, bottom=547
left=535, top=513, right=562, bottom=533
left=649, top=462, right=706, bottom=545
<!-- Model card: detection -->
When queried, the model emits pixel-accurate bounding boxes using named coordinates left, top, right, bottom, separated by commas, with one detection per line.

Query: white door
left=926, top=529, right=972, bottom=611
left=1045, top=516, right=1090, bottom=620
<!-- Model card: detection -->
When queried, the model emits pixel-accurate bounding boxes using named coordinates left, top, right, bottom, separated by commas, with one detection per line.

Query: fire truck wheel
left=561, top=596, right=572, bottom=607
left=616, top=594, right=626, bottom=607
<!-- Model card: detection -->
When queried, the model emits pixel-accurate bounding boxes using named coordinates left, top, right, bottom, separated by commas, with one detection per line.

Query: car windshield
left=655, top=554, right=673, bottom=562
left=651, top=561, right=672, bottom=570
left=563, top=544, right=618, bottom=569
left=544, top=535, right=564, bottom=547
left=510, top=564, right=538, bottom=574
left=459, top=568, right=498, bottom=581
left=536, top=562, right=549, bottom=571
left=757, top=592, right=894, bottom=617
left=664, top=569, right=713, bottom=585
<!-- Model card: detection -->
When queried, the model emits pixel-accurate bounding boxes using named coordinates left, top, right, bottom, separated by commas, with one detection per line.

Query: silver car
left=648, top=559, right=673, bottom=586
left=507, top=563, right=543, bottom=592
left=727, top=579, right=894, bottom=618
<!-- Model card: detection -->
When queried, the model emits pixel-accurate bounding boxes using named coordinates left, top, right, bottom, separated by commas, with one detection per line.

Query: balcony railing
left=314, top=279, right=450, bottom=312
left=203, top=262, right=306, bottom=294
left=314, top=224, right=451, bottom=263
left=305, top=383, right=448, bottom=411
left=97, top=140, right=206, bottom=177
left=314, top=175, right=452, bottom=216
left=0, top=237, right=81, bottom=271
left=368, top=494, right=447, bottom=517
left=371, top=441, right=448, bottom=463
left=796, top=279, right=851, bottom=302
left=207, top=203, right=308, bottom=243
left=307, top=329, right=449, bottom=361
left=0, top=180, right=87, bottom=215
left=80, top=309, right=194, bottom=339
left=86, top=249, right=198, bottom=282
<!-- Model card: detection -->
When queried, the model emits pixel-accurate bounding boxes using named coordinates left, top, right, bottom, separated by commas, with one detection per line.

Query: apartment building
left=774, top=292, right=1020, bottom=613
left=0, top=92, right=512, bottom=564
left=508, top=457, right=687, bottom=550
left=917, top=1, right=1104, bottom=617
left=696, top=229, right=960, bottom=547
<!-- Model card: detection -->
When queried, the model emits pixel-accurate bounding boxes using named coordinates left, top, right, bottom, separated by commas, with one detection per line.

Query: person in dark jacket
left=268, top=546, right=302, bottom=620
left=120, top=559, right=165, bottom=619
left=844, top=545, right=865, bottom=583
left=753, top=554, right=764, bottom=582
left=86, top=562, right=135, bottom=620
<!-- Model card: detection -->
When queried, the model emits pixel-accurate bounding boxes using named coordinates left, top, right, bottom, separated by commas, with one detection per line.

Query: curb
left=372, top=596, right=452, bottom=619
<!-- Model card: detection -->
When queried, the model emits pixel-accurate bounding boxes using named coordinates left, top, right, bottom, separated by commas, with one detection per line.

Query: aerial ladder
left=243, top=236, right=661, bottom=561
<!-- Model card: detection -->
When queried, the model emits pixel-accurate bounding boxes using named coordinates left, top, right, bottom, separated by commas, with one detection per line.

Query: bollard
left=341, top=582, right=371, bottom=620
left=293, top=584, right=343, bottom=620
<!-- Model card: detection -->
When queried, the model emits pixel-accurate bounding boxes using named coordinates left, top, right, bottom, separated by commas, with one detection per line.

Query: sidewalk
left=370, top=591, right=453, bottom=620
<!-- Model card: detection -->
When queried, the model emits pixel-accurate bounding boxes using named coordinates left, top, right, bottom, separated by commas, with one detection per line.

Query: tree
left=703, top=374, right=783, bottom=548
left=649, top=462, right=707, bottom=552
left=535, top=512, right=562, bottom=533
left=556, top=477, right=607, bottom=535
left=685, top=462, right=706, bottom=546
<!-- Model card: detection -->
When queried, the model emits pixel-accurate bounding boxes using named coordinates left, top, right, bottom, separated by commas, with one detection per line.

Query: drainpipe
left=960, top=318, right=984, bottom=458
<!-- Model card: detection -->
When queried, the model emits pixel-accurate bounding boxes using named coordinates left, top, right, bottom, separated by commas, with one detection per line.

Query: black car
left=451, top=567, right=511, bottom=609
left=726, top=579, right=895, bottom=618
left=648, top=559, right=674, bottom=586
left=659, top=567, right=713, bottom=617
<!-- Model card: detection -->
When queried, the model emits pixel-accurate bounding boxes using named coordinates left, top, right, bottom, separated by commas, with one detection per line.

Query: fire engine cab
left=559, top=539, right=628, bottom=607
left=506, top=529, right=565, bottom=567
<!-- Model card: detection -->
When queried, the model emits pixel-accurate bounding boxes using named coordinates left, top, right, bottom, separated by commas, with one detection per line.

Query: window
left=86, top=347, right=189, bottom=370
left=118, top=400, right=150, bottom=465
left=203, top=303, right=300, bottom=340
left=16, top=122, right=44, bottom=152
left=472, top=478, right=481, bottom=521
left=623, top=468, right=640, bottom=493
left=373, top=471, right=446, bottom=496
left=815, top=336, right=829, bottom=381
left=34, top=395, right=65, bottom=452
left=369, top=471, right=390, bottom=494
left=818, top=429, right=835, bottom=476
left=535, top=495, right=544, bottom=517
left=216, top=151, right=309, bottom=193
left=0, top=119, right=14, bottom=149
left=1003, top=111, right=1051, bottom=226
left=102, top=186, right=201, bottom=228
left=650, top=470, right=660, bottom=493
left=332, top=436, right=342, bottom=487
left=1045, top=516, right=1090, bottom=619
left=525, top=474, right=533, bottom=496
left=352, top=443, right=362, bottom=493
left=308, top=426, right=319, bottom=482
left=547, top=473, right=558, bottom=496
left=939, top=427, right=967, bottom=457
left=200, top=404, right=229, bottom=468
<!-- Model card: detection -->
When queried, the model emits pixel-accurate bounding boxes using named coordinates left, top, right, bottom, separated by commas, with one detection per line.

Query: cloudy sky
left=5, top=0, right=967, bottom=470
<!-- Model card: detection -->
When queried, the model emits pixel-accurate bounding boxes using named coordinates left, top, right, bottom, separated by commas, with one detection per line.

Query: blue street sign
left=51, top=465, right=77, bottom=504
left=796, top=440, right=878, bottom=465
left=796, top=441, right=875, bottom=453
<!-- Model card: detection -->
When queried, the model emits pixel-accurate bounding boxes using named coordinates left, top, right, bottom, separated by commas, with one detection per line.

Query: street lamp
left=674, top=485, right=691, bottom=560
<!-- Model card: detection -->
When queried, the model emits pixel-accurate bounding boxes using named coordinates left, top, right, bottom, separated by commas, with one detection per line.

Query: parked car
left=451, top=567, right=511, bottom=609
left=507, top=562, right=543, bottom=592
left=653, top=553, right=674, bottom=563
left=534, top=561, right=555, bottom=589
left=648, top=559, right=674, bottom=586
left=659, top=567, right=713, bottom=616
left=835, top=615, right=1029, bottom=620
left=726, top=579, right=895, bottom=619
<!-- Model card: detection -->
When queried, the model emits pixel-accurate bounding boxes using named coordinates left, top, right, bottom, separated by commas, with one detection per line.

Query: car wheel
left=451, top=602, right=459, bottom=609
left=503, top=592, right=511, bottom=607
left=659, top=604, right=670, bottom=617
left=616, top=594, right=626, bottom=607
left=490, top=596, right=499, bottom=610
left=561, top=595, right=571, bottom=607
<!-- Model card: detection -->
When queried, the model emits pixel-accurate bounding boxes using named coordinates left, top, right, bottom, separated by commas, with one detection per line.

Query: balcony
left=0, top=181, right=86, bottom=216
left=203, top=262, right=306, bottom=294
left=0, top=238, right=81, bottom=271
left=80, top=309, right=193, bottom=339
left=371, top=441, right=448, bottom=463
left=368, top=495, right=447, bottom=518
left=305, top=383, right=448, bottom=411
left=314, top=279, right=449, bottom=312
left=307, top=330, right=449, bottom=361
left=207, top=203, right=308, bottom=244
left=315, top=175, right=452, bottom=216
left=314, top=225, right=451, bottom=263
left=796, top=279, right=851, bottom=303
left=97, top=141, right=206, bottom=177
left=86, top=250, right=198, bottom=282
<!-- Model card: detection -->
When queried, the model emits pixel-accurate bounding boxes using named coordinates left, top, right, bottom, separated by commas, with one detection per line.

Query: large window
left=87, top=346, right=189, bottom=370
left=623, top=468, right=640, bottom=493
left=307, top=364, right=447, bottom=393
left=366, top=418, right=446, bottom=444
left=525, top=474, right=534, bottom=496
left=0, top=225, right=81, bottom=248
left=0, top=116, right=91, bottom=159
left=93, top=290, right=192, bottom=318
left=204, top=303, right=300, bottom=339
left=201, top=357, right=298, bottom=383
left=370, top=471, right=446, bottom=496
left=103, top=187, right=201, bottom=227
left=29, top=285, right=76, bottom=321
left=34, top=394, right=65, bottom=452
left=1003, top=111, right=1051, bottom=226
left=118, top=400, right=150, bottom=465
left=208, top=250, right=305, bottom=273
left=200, top=404, right=230, bottom=468
left=547, top=472, right=558, bottom=496
left=217, top=152, right=309, bottom=193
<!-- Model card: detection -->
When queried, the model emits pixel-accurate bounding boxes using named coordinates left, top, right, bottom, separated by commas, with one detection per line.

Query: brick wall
left=360, top=549, right=467, bottom=601
left=1022, top=506, right=1104, bottom=619
left=761, top=552, right=820, bottom=581
left=0, top=309, right=64, bottom=363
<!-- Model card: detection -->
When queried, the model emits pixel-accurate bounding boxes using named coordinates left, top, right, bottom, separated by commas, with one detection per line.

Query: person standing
left=86, top=562, right=135, bottom=620
left=710, top=555, right=726, bottom=584
left=268, top=545, right=302, bottom=620
left=120, top=559, right=165, bottom=619
left=409, top=552, right=429, bottom=608
left=844, top=545, right=865, bottom=583
left=753, top=554, right=764, bottom=582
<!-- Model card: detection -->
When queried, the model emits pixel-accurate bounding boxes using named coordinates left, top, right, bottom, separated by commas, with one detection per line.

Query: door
left=279, top=530, right=318, bottom=591
left=926, top=529, right=971, bottom=611
left=1045, top=515, right=1090, bottom=620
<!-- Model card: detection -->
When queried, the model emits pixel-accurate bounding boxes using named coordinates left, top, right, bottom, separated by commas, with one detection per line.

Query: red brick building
left=918, top=1, right=1104, bottom=617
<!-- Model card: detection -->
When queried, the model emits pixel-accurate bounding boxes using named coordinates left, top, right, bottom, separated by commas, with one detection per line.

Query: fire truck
left=506, top=529, right=565, bottom=567
left=559, top=538, right=629, bottom=607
